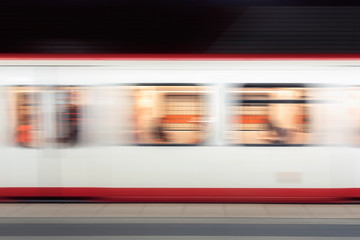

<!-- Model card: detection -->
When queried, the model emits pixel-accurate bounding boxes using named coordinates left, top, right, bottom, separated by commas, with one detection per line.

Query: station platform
left=2, top=204, right=360, bottom=239
left=0, top=203, right=360, bottom=218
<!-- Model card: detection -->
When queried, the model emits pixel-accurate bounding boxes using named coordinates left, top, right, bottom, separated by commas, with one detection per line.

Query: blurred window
left=228, top=84, right=310, bottom=145
left=349, top=87, right=360, bottom=145
left=12, top=87, right=43, bottom=147
left=134, top=85, right=210, bottom=145
left=54, top=87, right=82, bottom=147
left=164, top=95, right=205, bottom=131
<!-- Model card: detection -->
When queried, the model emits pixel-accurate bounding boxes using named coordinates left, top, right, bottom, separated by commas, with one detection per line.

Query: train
left=0, top=54, right=360, bottom=203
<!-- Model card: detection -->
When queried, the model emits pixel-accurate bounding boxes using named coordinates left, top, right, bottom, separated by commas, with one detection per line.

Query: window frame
left=134, top=83, right=211, bottom=146
left=227, top=83, right=312, bottom=147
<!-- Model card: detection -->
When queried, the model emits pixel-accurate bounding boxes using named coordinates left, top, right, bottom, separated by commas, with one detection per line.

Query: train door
left=54, top=84, right=125, bottom=190
left=0, top=86, right=9, bottom=187
left=5, top=86, right=45, bottom=190
left=309, top=86, right=357, bottom=198
left=52, top=85, right=102, bottom=193
left=345, top=86, right=360, bottom=196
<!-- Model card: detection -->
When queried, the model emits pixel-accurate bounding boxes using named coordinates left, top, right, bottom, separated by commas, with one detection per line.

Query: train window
left=134, top=85, right=210, bottom=145
left=54, top=87, right=83, bottom=147
left=227, top=84, right=310, bottom=146
left=0, top=87, right=6, bottom=144
left=164, top=95, right=205, bottom=131
left=349, top=87, right=360, bottom=145
left=11, top=87, right=44, bottom=147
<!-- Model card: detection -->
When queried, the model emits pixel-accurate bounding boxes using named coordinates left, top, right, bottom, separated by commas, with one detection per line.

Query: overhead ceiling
left=0, top=1, right=358, bottom=53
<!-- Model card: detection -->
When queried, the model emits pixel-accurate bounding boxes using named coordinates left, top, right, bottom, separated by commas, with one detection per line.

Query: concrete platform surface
left=0, top=203, right=359, bottom=218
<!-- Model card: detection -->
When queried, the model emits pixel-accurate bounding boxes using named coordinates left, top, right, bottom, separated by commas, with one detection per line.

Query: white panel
left=0, top=60, right=359, bottom=191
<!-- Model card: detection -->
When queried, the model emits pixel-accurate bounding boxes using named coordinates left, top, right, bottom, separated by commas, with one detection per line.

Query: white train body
left=0, top=56, right=359, bottom=202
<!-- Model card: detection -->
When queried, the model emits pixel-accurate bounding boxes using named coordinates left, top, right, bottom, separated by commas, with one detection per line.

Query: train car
left=0, top=54, right=360, bottom=203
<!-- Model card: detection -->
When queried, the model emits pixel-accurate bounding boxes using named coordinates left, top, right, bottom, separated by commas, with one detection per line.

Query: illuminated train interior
left=3, top=84, right=358, bottom=148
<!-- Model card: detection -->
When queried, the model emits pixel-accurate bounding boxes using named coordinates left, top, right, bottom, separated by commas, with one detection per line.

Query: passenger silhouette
left=152, top=117, right=169, bottom=143
left=266, top=121, right=289, bottom=144
left=16, top=115, right=32, bottom=147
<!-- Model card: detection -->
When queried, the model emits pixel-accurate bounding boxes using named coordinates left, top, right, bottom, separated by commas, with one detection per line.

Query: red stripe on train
left=0, top=187, right=359, bottom=203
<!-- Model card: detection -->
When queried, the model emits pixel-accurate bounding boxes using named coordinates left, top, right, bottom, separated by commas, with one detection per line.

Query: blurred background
left=0, top=0, right=359, bottom=54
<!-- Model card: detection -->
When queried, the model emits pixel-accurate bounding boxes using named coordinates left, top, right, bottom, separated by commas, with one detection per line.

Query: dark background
left=0, top=0, right=359, bottom=53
